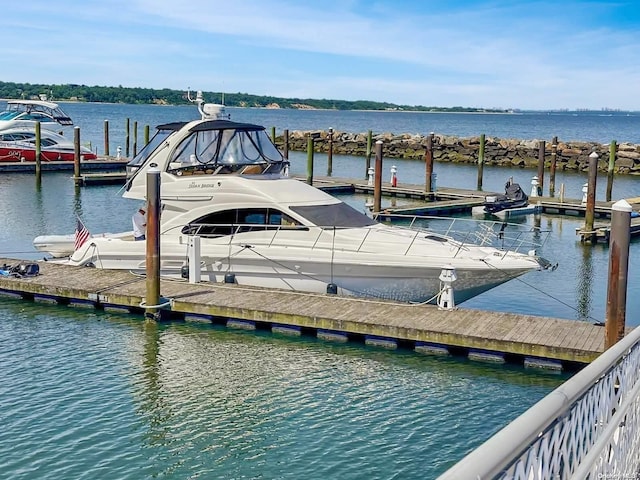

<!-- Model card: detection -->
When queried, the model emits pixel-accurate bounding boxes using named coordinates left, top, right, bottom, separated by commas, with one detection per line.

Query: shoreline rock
left=277, top=130, right=639, bottom=174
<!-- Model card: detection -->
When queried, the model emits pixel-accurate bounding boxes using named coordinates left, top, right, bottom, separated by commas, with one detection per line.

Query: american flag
left=74, top=218, right=91, bottom=250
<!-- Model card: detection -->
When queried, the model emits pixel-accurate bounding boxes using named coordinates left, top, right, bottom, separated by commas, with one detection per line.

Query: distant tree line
left=0, top=81, right=507, bottom=113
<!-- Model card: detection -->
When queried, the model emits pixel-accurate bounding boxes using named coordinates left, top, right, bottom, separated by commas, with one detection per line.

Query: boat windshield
left=289, top=202, right=377, bottom=228
left=168, top=124, right=283, bottom=173
left=0, top=111, right=20, bottom=121
left=127, top=124, right=184, bottom=167
left=3, top=102, right=73, bottom=125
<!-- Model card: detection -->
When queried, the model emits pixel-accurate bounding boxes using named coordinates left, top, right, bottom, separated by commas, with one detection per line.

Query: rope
left=139, top=299, right=173, bottom=309
left=233, top=245, right=441, bottom=304
left=480, top=258, right=603, bottom=324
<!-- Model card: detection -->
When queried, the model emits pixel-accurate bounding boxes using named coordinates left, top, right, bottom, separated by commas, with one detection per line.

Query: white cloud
left=2, top=0, right=640, bottom=109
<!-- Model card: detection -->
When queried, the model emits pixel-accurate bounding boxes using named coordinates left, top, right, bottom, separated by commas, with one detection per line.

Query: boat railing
left=173, top=215, right=548, bottom=257
left=374, top=213, right=550, bottom=254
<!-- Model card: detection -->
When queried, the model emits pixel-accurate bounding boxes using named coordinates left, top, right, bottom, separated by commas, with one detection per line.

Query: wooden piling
left=549, top=136, right=558, bottom=197
left=365, top=130, right=373, bottom=179
left=271, top=126, right=276, bottom=144
left=34, top=121, right=42, bottom=181
left=605, top=200, right=631, bottom=349
left=73, top=127, right=81, bottom=186
left=306, top=135, right=314, bottom=185
left=125, top=118, right=130, bottom=157
left=537, top=140, right=545, bottom=193
left=104, top=120, right=110, bottom=156
left=476, top=133, right=485, bottom=190
left=583, top=151, right=599, bottom=241
left=425, top=132, right=434, bottom=194
left=606, top=140, right=616, bottom=202
left=145, top=167, right=161, bottom=320
left=327, top=128, right=334, bottom=176
left=133, top=121, right=138, bottom=157
left=283, top=129, right=289, bottom=160
left=144, top=125, right=150, bottom=147
left=373, top=140, right=383, bottom=213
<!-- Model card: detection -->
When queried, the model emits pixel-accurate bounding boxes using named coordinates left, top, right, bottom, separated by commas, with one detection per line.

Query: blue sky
left=3, top=0, right=640, bottom=110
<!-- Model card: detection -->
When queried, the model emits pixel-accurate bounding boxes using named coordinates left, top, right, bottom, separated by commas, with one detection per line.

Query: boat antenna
left=186, top=88, right=206, bottom=119
left=186, top=88, right=228, bottom=120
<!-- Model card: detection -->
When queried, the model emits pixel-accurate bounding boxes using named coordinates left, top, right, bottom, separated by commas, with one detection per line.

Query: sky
left=3, top=0, right=640, bottom=110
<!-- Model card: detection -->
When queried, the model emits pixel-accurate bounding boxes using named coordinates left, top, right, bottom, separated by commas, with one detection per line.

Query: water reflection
left=576, top=245, right=594, bottom=321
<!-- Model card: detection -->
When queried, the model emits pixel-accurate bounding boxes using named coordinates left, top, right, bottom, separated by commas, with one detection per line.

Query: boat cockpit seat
left=240, top=165, right=264, bottom=175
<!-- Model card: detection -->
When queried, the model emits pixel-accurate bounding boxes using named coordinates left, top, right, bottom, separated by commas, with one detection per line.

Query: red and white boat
left=0, top=128, right=97, bottom=162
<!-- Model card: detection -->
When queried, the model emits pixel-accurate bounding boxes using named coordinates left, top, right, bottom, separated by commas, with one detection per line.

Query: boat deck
left=0, top=257, right=608, bottom=371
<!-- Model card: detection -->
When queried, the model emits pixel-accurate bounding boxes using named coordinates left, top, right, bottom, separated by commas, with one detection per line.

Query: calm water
left=1, top=103, right=639, bottom=479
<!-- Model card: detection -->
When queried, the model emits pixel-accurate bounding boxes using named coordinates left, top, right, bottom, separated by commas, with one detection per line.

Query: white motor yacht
left=0, top=100, right=73, bottom=132
left=35, top=93, right=551, bottom=304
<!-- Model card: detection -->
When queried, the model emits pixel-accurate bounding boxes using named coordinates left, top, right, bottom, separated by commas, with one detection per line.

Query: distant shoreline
left=2, top=98, right=636, bottom=115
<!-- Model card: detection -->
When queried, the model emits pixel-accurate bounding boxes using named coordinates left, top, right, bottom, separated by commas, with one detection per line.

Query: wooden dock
left=76, top=171, right=128, bottom=185
left=0, top=257, right=607, bottom=371
left=576, top=216, right=640, bottom=243
left=0, top=157, right=128, bottom=173
left=310, top=176, right=619, bottom=218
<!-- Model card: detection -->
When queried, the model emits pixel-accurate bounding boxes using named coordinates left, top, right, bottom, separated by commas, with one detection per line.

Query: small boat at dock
left=472, top=178, right=541, bottom=219
left=0, top=99, right=73, bottom=132
left=0, top=128, right=97, bottom=162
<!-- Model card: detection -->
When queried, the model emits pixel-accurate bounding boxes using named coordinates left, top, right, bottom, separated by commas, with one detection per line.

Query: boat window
left=181, top=208, right=301, bottom=237
left=289, top=202, right=377, bottom=228
left=0, top=111, right=20, bottom=121
left=1, top=132, right=35, bottom=141
left=218, top=130, right=281, bottom=165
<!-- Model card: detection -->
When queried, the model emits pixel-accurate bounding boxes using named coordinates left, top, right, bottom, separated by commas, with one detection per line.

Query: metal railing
left=174, top=215, right=549, bottom=258
left=437, top=325, right=640, bottom=480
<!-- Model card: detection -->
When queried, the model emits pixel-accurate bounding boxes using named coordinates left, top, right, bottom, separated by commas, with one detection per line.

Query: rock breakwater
left=278, top=130, right=640, bottom=174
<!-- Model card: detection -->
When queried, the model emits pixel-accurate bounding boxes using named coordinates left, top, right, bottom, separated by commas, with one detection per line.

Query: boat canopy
left=1, top=100, right=73, bottom=126
left=166, top=120, right=284, bottom=174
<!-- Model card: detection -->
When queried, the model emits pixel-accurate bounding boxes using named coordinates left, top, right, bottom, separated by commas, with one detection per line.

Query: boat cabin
left=0, top=100, right=73, bottom=130
left=126, top=119, right=287, bottom=190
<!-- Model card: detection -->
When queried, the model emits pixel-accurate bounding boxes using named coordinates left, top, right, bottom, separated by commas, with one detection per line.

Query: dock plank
left=0, top=257, right=610, bottom=366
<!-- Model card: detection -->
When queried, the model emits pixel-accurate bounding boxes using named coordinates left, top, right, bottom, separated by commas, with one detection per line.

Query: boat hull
left=0, top=146, right=97, bottom=162
left=472, top=203, right=541, bottom=219
left=61, top=232, right=541, bottom=304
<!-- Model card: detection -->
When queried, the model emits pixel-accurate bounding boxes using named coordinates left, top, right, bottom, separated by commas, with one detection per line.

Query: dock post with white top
left=581, top=151, right=599, bottom=242
left=605, top=199, right=631, bottom=349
